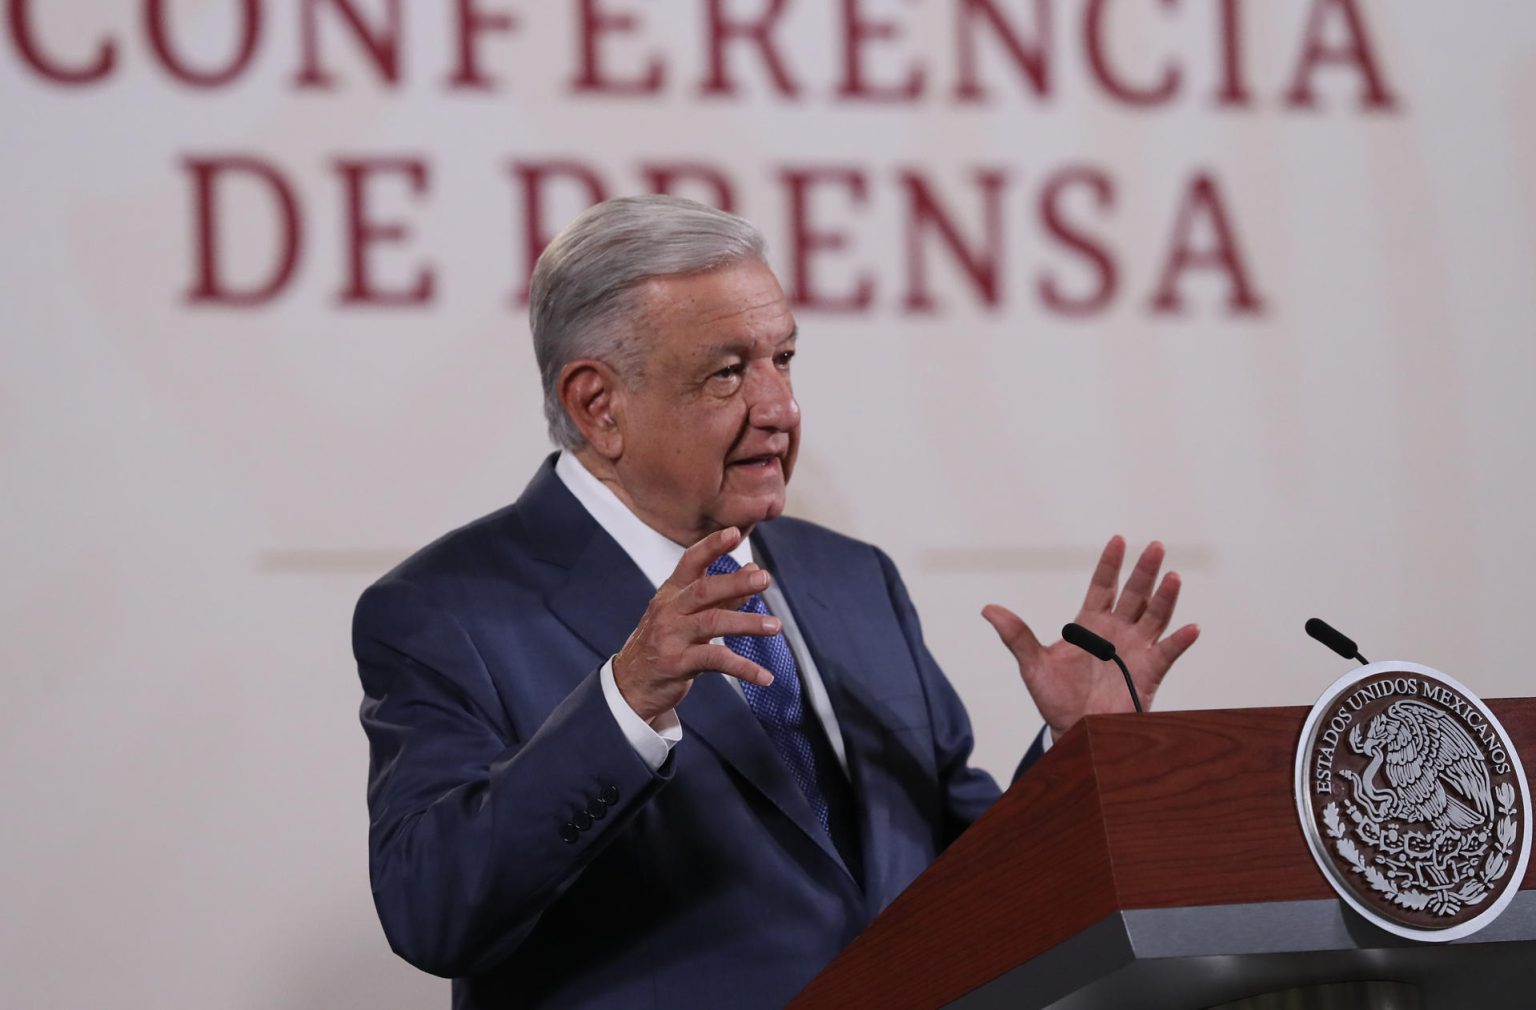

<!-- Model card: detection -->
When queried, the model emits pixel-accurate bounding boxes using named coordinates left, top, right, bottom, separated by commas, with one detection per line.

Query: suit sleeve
left=353, top=577, right=672, bottom=978
left=871, top=548, right=1007, bottom=847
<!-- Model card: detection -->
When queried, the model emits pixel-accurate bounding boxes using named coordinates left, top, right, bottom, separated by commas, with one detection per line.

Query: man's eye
left=775, top=350, right=795, bottom=368
left=713, top=364, right=743, bottom=381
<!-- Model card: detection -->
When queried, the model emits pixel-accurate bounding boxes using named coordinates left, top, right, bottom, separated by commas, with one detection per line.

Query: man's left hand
left=981, top=536, right=1199, bottom=741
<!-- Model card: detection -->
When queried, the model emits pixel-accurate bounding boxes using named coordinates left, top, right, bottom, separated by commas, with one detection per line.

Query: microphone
left=1304, top=618, right=1370, bottom=665
left=1062, top=623, right=1143, bottom=713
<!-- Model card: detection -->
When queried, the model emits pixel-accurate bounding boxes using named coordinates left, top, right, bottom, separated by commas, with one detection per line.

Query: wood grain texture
left=1088, top=705, right=1330, bottom=908
left=789, top=699, right=1536, bottom=1009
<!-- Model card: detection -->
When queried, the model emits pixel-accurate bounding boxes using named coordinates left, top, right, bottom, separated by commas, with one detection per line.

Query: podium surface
left=789, top=700, right=1536, bottom=1010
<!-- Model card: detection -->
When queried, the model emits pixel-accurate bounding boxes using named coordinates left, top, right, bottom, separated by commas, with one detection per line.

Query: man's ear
left=558, top=359, right=625, bottom=458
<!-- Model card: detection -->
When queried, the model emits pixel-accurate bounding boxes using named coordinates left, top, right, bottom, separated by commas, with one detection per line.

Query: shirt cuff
left=600, top=657, right=682, bottom=773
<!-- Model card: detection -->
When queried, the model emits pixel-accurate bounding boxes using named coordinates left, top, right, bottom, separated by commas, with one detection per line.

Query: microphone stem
left=1355, top=652, right=1370, bottom=666
left=1110, top=654, right=1143, bottom=713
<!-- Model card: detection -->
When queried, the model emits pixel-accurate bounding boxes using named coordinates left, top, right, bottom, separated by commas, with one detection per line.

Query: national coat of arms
left=1295, top=663, right=1532, bottom=941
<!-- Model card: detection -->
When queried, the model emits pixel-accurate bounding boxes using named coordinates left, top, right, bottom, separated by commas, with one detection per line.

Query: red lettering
left=1213, top=0, right=1250, bottom=108
left=1284, top=0, right=1398, bottom=111
left=701, top=0, right=799, bottom=98
left=335, top=158, right=434, bottom=306
left=145, top=0, right=262, bottom=88
left=1149, top=172, right=1263, bottom=316
left=642, top=163, right=737, bottom=213
left=295, top=0, right=401, bottom=89
left=1038, top=166, right=1117, bottom=316
left=954, top=0, right=1051, bottom=103
left=836, top=0, right=923, bottom=102
left=572, top=0, right=663, bottom=95
left=184, top=155, right=302, bottom=306
left=900, top=169, right=1007, bottom=313
left=780, top=167, right=873, bottom=312
left=1085, top=0, right=1181, bottom=107
left=510, top=161, right=608, bottom=304
left=5, top=0, right=116, bottom=84
left=445, top=0, right=517, bottom=90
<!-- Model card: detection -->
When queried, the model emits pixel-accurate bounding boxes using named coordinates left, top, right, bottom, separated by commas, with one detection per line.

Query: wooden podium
left=789, top=701, right=1536, bottom=1010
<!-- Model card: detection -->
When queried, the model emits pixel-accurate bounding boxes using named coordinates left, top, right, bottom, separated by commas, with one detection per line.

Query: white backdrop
left=4, top=2, right=1535, bottom=1007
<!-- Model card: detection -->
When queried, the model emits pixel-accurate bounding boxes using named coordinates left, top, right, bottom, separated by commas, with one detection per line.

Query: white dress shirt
left=555, top=451, right=851, bottom=775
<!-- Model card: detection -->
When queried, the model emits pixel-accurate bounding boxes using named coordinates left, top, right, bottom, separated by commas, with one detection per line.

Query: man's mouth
left=728, top=454, right=781, bottom=470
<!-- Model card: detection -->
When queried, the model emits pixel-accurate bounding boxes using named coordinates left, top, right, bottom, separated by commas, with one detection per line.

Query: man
left=353, top=195, right=1198, bottom=1009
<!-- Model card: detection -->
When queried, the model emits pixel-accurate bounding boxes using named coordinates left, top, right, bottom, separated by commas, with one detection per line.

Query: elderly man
left=353, top=195, right=1197, bottom=1009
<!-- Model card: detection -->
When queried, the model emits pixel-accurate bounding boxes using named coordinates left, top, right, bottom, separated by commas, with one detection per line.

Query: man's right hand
left=613, top=526, right=780, bottom=724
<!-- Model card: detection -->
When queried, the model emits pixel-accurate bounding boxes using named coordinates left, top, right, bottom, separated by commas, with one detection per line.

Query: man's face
left=610, top=259, right=800, bottom=546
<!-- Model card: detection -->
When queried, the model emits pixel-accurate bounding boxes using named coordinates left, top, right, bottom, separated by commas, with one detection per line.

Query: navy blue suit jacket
left=354, top=457, right=1029, bottom=1008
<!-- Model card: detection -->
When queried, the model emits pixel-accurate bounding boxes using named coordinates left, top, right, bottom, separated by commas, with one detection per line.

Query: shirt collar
left=554, top=450, right=755, bottom=589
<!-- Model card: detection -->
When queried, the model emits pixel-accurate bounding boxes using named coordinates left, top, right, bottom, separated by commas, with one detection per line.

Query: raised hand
left=613, top=526, right=780, bottom=723
left=981, top=536, right=1199, bottom=740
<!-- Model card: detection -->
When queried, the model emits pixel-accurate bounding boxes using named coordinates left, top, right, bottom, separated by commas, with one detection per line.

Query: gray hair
left=529, top=194, right=768, bottom=449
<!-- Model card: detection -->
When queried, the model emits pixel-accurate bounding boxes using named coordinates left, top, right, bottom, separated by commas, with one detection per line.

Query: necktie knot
left=707, top=554, right=768, bottom=615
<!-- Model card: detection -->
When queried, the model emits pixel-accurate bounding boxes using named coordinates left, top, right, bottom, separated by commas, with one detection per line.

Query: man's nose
left=746, top=363, right=799, bottom=430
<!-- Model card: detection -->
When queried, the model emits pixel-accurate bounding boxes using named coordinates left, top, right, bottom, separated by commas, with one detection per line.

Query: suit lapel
left=519, top=458, right=656, bottom=661
left=545, top=531, right=656, bottom=662
left=752, top=524, right=903, bottom=905
left=521, top=458, right=856, bottom=885
left=676, top=675, right=852, bottom=881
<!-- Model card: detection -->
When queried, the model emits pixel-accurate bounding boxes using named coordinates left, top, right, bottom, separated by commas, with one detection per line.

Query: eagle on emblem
left=1341, top=700, right=1494, bottom=841
left=1306, top=675, right=1524, bottom=927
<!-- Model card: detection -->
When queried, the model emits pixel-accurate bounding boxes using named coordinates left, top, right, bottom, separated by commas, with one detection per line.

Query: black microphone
left=1304, top=618, right=1370, bottom=665
left=1062, top=623, right=1143, bottom=713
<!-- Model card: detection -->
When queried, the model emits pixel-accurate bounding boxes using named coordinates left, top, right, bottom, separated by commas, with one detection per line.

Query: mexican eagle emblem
left=1296, top=664, right=1530, bottom=941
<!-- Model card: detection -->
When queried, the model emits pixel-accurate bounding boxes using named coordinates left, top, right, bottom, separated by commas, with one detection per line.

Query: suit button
left=559, top=823, right=579, bottom=844
left=587, top=800, right=606, bottom=821
left=573, top=810, right=593, bottom=831
left=598, top=784, right=620, bottom=805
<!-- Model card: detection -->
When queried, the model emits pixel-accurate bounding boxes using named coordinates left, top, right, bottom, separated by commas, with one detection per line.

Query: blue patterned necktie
left=707, top=554, right=833, bottom=834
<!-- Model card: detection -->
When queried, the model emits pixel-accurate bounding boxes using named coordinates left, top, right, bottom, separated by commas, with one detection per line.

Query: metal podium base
left=944, top=891, right=1536, bottom=1009
left=1207, top=981, right=1423, bottom=1010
